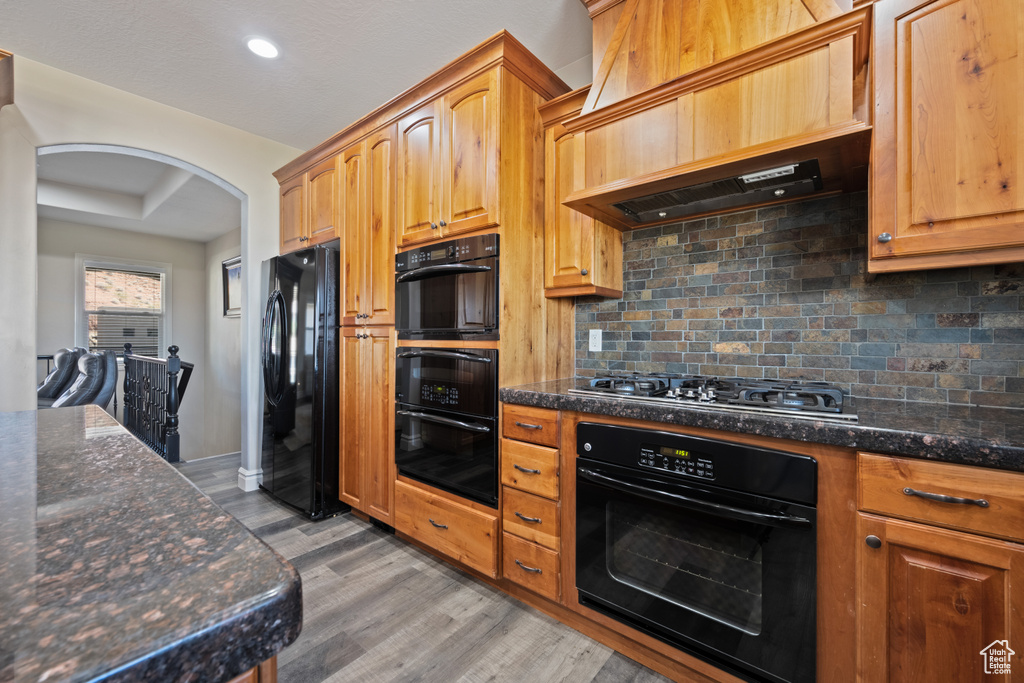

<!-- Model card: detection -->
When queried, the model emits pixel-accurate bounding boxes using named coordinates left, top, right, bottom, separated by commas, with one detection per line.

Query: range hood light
left=740, top=164, right=797, bottom=185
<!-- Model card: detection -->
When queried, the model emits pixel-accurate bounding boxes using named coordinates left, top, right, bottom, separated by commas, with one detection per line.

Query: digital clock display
left=659, top=446, right=690, bottom=459
left=434, top=386, right=446, bottom=393
left=430, top=248, right=446, bottom=260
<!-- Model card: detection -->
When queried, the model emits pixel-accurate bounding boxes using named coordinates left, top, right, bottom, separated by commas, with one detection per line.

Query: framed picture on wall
left=222, top=256, right=242, bottom=317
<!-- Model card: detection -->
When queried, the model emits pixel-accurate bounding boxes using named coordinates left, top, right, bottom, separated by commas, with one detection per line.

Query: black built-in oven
left=394, top=347, right=498, bottom=507
left=395, top=234, right=498, bottom=341
left=575, top=423, right=817, bottom=683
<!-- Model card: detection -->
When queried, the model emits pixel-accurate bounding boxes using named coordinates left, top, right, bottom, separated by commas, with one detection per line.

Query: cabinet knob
left=865, top=535, right=882, bottom=549
left=431, top=222, right=438, bottom=230
left=877, top=232, right=893, bottom=243
left=439, top=219, right=447, bottom=227
left=581, top=268, right=589, bottom=276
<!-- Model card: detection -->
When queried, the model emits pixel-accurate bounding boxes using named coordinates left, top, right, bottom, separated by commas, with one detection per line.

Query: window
left=76, top=256, right=171, bottom=357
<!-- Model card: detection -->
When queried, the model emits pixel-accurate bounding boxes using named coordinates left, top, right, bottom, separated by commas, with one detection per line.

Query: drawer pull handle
left=903, top=487, right=989, bottom=508
left=514, top=464, right=541, bottom=475
left=514, top=511, right=542, bottom=524
left=428, top=518, right=448, bottom=530
left=515, top=421, right=543, bottom=430
left=515, top=559, right=542, bottom=574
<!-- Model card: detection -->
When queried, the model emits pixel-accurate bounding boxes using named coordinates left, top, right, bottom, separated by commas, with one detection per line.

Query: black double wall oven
left=576, top=423, right=818, bottom=683
left=394, top=234, right=500, bottom=508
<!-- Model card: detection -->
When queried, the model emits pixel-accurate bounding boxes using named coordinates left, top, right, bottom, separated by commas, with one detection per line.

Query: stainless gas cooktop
left=570, top=373, right=857, bottom=422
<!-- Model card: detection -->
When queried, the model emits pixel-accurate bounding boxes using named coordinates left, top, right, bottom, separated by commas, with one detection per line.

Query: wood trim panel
left=274, top=31, right=568, bottom=183
left=537, top=85, right=592, bottom=128
left=572, top=6, right=871, bottom=131
left=579, top=0, right=628, bottom=18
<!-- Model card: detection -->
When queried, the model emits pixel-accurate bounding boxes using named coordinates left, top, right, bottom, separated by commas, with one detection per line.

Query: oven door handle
left=397, top=350, right=492, bottom=363
left=577, top=466, right=813, bottom=529
left=396, top=410, right=491, bottom=433
left=396, top=263, right=492, bottom=283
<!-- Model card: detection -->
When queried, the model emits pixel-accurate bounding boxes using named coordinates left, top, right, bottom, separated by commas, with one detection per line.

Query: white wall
left=204, top=227, right=242, bottom=458
left=0, top=56, right=301, bottom=489
left=36, top=218, right=208, bottom=460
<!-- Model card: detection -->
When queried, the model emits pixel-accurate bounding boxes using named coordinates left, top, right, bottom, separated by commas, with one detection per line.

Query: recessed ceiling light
left=247, top=38, right=279, bottom=59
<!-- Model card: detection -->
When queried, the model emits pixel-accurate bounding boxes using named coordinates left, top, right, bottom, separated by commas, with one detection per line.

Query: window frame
left=74, top=254, right=173, bottom=359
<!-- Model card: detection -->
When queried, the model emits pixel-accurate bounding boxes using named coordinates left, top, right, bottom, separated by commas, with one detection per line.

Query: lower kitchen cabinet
left=338, top=326, right=395, bottom=524
left=857, top=513, right=1024, bottom=682
left=394, top=479, right=498, bottom=578
left=856, top=452, right=1024, bottom=681
left=500, top=404, right=561, bottom=601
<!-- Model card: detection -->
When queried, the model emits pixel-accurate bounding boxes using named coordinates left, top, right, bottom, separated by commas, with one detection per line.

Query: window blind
left=84, top=267, right=164, bottom=356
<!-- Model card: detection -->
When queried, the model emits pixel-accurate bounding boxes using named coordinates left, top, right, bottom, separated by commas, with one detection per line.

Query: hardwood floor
left=176, top=454, right=672, bottom=683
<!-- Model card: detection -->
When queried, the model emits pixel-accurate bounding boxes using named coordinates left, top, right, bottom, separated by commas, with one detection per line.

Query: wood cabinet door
left=545, top=126, right=592, bottom=290
left=441, top=69, right=500, bottom=236
left=307, top=155, right=340, bottom=246
left=340, top=142, right=366, bottom=324
left=364, top=125, right=396, bottom=326
left=870, top=0, right=1024, bottom=272
left=857, top=513, right=1024, bottom=682
left=279, top=174, right=306, bottom=254
left=396, top=101, right=443, bottom=247
left=362, top=327, right=395, bottom=524
left=338, top=329, right=363, bottom=509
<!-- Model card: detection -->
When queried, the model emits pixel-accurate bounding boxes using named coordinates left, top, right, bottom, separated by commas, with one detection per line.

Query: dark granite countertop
left=0, top=406, right=302, bottom=683
left=500, top=379, right=1024, bottom=472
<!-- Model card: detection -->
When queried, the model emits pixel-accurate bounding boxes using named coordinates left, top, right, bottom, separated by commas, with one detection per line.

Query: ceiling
left=0, top=0, right=593, bottom=150
left=5, top=0, right=593, bottom=243
left=36, top=149, right=242, bottom=241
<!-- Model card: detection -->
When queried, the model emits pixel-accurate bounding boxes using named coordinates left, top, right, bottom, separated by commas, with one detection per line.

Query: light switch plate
left=589, top=329, right=602, bottom=352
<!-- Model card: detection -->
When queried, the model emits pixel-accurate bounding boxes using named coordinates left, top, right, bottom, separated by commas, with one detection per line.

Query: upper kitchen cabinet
left=278, top=155, right=341, bottom=254
left=540, top=86, right=623, bottom=299
left=279, top=173, right=305, bottom=255
left=341, top=125, right=397, bottom=325
left=869, top=0, right=1024, bottom=272
left=275, top=31, right=569, bottom=252
left=561, top=0, right=872, bottom=231
left=396, top=70, right=501, bottom=247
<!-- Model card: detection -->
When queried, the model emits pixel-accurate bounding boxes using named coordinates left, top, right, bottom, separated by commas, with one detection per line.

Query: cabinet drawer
left=502, top=487, right=559, bottom=550
left=501, top=438, right=559, bottom=500
left=394, top=480, right=499, bottom=577
left=858, top=452, right=1024, bottom=542
left=502, top=532, right=560, bottom=601
left=503, top=405, right=559, bottom=447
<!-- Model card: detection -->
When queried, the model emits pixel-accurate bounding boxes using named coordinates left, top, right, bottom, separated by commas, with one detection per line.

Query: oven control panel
left=420, top=383, right=460, bottom=408
left=638, top=444, right=716, bottom=480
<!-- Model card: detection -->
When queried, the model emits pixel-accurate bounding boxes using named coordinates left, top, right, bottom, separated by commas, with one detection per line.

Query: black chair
left=51, top=350, right=118, bottom=410
left=37, top=347, right=85, bottom=407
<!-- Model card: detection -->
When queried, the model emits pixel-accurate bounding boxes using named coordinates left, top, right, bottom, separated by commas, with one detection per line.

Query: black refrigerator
left=259, top=241, right=347, bottom=519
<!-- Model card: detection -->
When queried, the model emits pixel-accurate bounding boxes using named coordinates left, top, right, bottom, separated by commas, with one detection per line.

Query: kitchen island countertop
left=501, top=379, right=1024, bottom=472
left=0, top=405, right=301, bottom=683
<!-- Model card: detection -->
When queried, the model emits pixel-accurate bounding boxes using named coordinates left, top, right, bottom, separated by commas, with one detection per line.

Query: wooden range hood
left=563, top=0, right=873, bottom=231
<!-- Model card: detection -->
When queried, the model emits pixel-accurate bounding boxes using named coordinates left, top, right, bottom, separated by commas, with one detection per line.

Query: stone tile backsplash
left=575, top=192, right=1024, bottom=408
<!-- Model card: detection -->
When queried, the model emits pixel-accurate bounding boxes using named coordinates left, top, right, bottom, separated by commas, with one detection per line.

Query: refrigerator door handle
left=263, top=289, right=288, bottom=407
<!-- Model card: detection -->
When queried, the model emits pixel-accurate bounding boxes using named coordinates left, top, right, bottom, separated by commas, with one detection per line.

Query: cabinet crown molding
left=273, top=30, right=569, bottom=183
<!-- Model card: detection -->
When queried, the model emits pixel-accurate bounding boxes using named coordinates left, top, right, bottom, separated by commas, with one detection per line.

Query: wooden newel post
left=166, top=345, right=181, bottom=463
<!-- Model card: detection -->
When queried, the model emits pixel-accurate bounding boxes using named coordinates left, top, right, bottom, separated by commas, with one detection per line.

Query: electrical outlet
left=589, top=329, right=602, bottom=353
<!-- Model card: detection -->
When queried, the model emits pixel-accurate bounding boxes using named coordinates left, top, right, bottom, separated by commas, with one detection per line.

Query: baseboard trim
left=187, top=450, right=241, bottom=463
left=237, top=466, right=262, bottom=492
